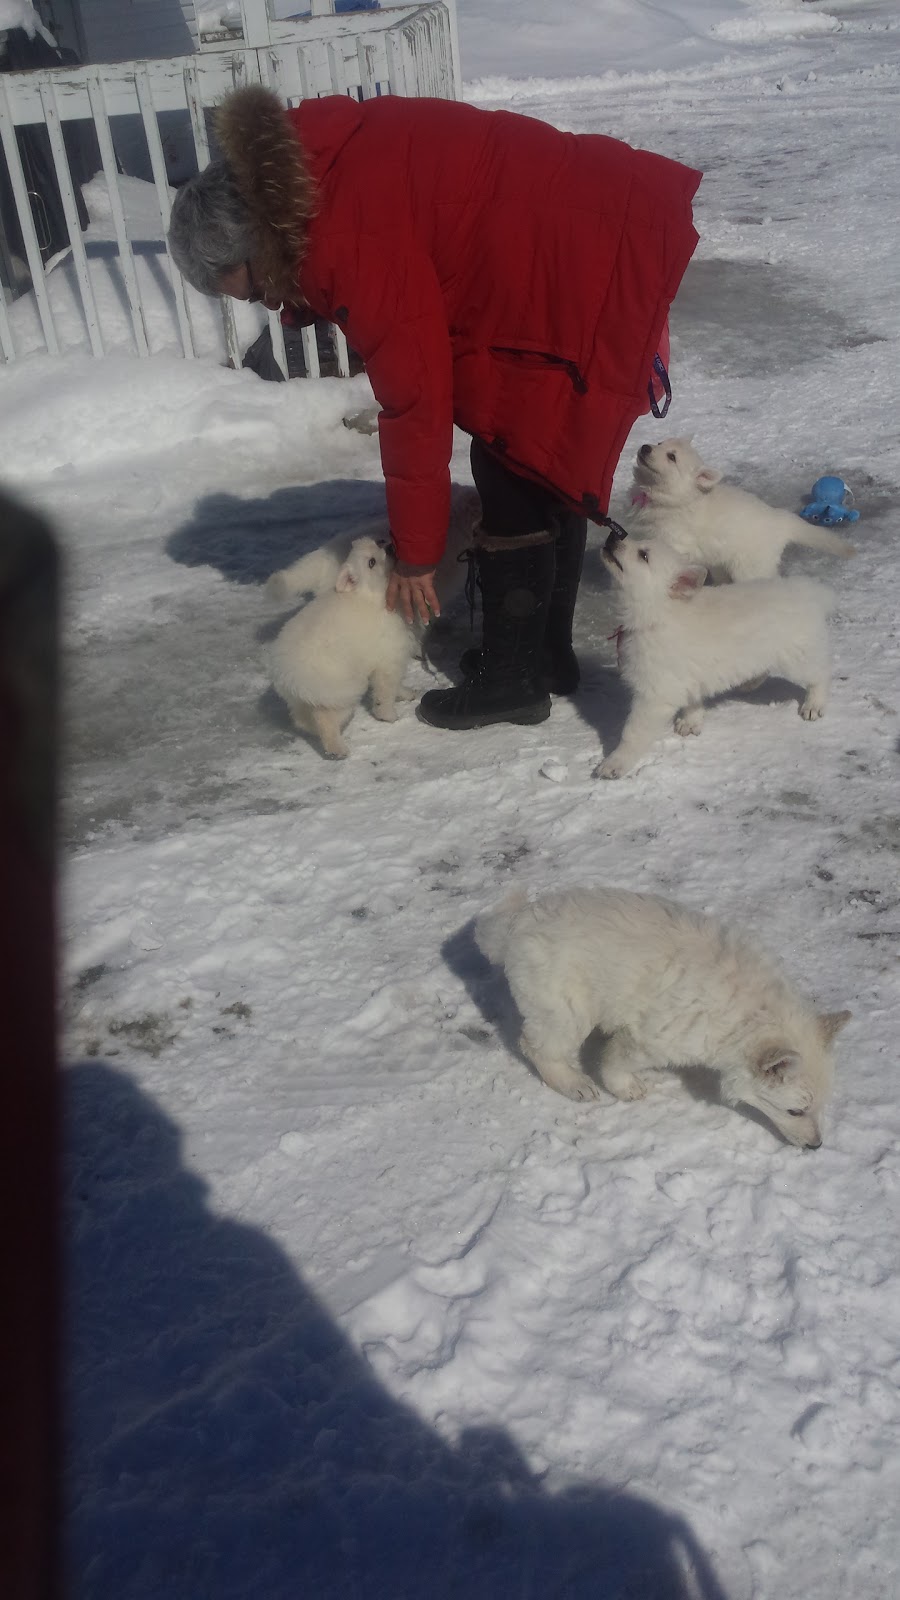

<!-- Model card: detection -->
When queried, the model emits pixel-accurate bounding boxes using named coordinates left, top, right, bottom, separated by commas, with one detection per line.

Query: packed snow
left=0, top=0, right=41, bottom=36
left=2, top=0, right=898, bottom=1595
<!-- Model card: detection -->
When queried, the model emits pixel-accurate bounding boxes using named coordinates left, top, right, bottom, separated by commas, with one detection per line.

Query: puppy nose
left=639, top=443, right=652, bottom=460
left=805, top=1135, right=822, bottom=1150
left=603, top=528, right=626, bottom=556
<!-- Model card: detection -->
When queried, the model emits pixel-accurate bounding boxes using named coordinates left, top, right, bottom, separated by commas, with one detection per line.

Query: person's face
left=217, top=260, right=282, bottom=311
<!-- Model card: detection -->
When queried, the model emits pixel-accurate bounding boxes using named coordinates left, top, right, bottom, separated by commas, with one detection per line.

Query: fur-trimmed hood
left=213, top=85, right=317, bottom=305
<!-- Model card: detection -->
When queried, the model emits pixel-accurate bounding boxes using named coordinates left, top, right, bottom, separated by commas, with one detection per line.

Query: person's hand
left=386, top=570, right=441, bottom=626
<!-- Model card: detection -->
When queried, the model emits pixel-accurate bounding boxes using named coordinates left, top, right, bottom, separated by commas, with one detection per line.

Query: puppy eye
left=787, top=1109, right=806, bottom=1117
left=667, top=451, right=677, bottom=463
left=639, top=549, right=650, bottom=562
left=368, top=557, right=377, bottom=569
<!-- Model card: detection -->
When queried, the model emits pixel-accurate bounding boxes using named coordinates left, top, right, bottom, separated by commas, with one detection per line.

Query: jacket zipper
left=490, top=346, right=589, bottom=395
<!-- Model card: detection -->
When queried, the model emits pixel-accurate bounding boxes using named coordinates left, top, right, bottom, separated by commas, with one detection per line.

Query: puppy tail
left=794, top=523, right=857, bottom=560
left=474, top=890, right=530, bottom=967
left=266, top=546, right=343, bottom=602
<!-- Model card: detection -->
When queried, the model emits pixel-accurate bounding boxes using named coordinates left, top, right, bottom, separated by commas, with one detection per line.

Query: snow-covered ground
left=3, top=1, right=899, bottom=1595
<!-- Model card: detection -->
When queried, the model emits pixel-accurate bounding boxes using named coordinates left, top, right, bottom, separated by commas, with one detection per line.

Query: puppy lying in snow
left=268, top=536, right=415, bottom=758
left=595, top=530, right=835, bottom=779
left=475, top=885, right=850, bottom=1146
left=266, top=484, right=479, bottom=608
left=628, top=438, right=857, bottom=581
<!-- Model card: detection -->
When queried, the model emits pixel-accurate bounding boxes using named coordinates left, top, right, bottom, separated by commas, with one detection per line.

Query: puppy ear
left=695, top=467, right=721, bottom=493
left=756, top=1047, right=803, bottom=1082
left=818, top=1009, right=852, bottom=1043
left=335, top=563, right=358, bottom=593
left=669, top=566, right=707, bottom=600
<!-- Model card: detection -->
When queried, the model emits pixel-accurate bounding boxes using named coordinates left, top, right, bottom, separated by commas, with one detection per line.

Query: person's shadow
left=166, top=481, right=390, bottom=587
left=66, top=1062, right=730, bottom=1600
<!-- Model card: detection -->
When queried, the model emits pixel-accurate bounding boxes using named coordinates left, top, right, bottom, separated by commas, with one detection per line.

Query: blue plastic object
left=292, top=1, right=379, bottom=11
left=800, top=475, right=860, bottom=527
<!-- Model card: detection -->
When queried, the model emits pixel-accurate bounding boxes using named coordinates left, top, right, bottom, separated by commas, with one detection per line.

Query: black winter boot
left=458, top=513, right=587, bottom=695
left=418, top=533, right=554, bottom=729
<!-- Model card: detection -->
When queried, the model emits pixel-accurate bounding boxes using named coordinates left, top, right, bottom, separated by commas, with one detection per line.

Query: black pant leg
left=469, top=437, right=559, bottom=537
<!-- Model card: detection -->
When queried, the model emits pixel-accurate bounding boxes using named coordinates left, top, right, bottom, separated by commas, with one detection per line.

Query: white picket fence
left=0, top=0, right=460, bottom=373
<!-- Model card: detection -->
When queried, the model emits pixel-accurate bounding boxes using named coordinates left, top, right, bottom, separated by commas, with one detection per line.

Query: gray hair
left=167, top=160, right=256, bottom=296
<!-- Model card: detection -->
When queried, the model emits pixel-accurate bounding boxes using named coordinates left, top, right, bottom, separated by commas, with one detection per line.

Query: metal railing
left=0, top=2, right=459, bottom=371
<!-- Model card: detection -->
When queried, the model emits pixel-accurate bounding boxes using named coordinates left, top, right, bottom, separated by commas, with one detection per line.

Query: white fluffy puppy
left=475, top=886, right=850, bottom=1146
left=268, top=536, right=414, bottom=758
left=628, top=438, right=856, bottom=580
left=266, top=485, right=480, bottom=607
left=595, top=530, right=834, bottom=778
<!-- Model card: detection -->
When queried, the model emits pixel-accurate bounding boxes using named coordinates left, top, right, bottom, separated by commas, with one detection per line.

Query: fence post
left=0, top=280, right=15, bottom=361
left=40, top=80, right=104, bottom=360
left=443, top=0, right=463, bottom=100
left=0, top=80, right=60, bottom=356
left=386, top=29, right=410, bottom=98
left=87, top=73, right=150, bottom=358
left=183, top=60, right=242, bottom=369
left=239, top=0, right=274, bottom=46
left=135, top=65, right=196, bottom=360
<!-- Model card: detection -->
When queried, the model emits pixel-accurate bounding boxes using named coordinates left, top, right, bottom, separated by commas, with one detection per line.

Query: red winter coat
left=285, top=96, right=700, bottom=568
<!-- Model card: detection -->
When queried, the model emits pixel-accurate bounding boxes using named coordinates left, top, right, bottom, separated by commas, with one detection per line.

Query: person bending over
left=168, top=87, right=700, bottom=731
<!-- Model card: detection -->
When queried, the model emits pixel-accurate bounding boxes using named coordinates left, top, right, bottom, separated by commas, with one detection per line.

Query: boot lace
left=460, top=545, right=481, bottom=632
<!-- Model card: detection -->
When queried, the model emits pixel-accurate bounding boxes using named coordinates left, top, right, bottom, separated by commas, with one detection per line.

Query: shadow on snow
left=66, top=1061, right=730, bottom=1600
left=166, top=480, right=389, bottom=587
